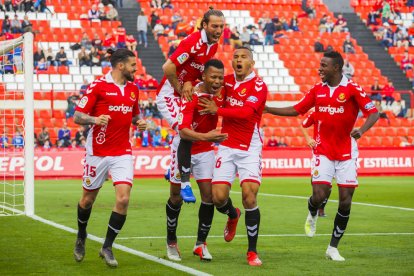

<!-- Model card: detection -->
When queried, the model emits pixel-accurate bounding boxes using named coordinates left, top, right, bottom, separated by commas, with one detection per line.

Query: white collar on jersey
left=233, top=71, right=256, bottom=90
left=105, top=71, right=127, bottom=96
left=201, top=29, right=209, bottom=44
left=322, top=74, right=348, bottom=87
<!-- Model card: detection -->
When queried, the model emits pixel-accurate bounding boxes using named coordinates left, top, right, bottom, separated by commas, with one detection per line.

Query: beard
left=123, top=70, right=135, bottom=82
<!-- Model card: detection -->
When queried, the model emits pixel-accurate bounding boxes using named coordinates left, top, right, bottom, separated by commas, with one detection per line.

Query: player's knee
left=169, top=193, right=182, bottom=205
left=312, top=189, right=327, bottom=205
left=116, top=195, right=130, bottom=210
left=79, top=195, right=96, bottom=209
left=212, top=193, right=226, bottom=207
left=242, top=193, right=257, bottom=209
left=338, top=198, right=352, bottom=211
left=200, top=193, right=213, bottom=203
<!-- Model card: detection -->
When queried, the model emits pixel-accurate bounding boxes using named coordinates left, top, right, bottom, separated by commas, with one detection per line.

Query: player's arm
left=179, top=128, right=228, bottom=142
left=132, top=115, right=147, bottom=131
left=264, top=105, right=299, bottom=116
left=350, top=112, right=379, bottom=139
left=162, top=59, right=182, bottom=94
left=299, top=125, right=316, bottom=148
left=74, top=111, right=111, bottom=126
left=198, top=97, right=256, bottom=118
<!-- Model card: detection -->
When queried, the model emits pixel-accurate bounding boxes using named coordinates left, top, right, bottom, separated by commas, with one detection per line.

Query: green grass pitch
left=1, top=176, right=413, bottom=275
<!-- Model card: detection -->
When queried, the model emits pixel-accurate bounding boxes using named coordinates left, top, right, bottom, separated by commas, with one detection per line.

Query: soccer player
left=265, top=51, right=379, bottom=261
left=168, top=59, right=228, bottom=261
left=156, top=8, right=224, bottom=203
left=299, top=111, right=330, bottom=217
left=72, top=48, right=147, bottom=267
left=199, top=47, right=268, bottom=266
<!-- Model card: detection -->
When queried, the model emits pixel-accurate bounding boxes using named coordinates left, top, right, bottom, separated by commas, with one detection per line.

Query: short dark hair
left=198, top=7, right=224, bottom=30
left=204, top=59, right=224, bottom=71
left=323, top=50, right=344, bottom=70
left=108, top=48, right=135, bottom=67
left=234, top=46, right=253, bottom=58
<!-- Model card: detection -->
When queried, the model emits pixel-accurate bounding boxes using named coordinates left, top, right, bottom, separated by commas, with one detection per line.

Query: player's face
left=203, top=66, right=224, bottom=94
left=121, top=56, right=137, bottom=82
left=318, top=57, right=337, bottom=83
left=232, top=48, right=254, bottom=81
left=203, top=15, right=225, bottom=44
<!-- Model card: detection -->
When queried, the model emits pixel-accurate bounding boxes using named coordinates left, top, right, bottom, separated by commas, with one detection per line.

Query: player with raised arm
left=199, top=47, right=268, bottom=266
left=157, top=7, right=224, bottom=204
left=265, top=51, right=379, bottom=261
left=299, top=111, right=330, bottom=217
left=168, top=59, right=228, bottom=261
left=72, top=48, right=147, bottom=267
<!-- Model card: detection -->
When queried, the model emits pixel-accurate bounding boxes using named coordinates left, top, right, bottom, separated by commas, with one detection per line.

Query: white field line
left=230, top=191, right=414, bottom=212
left=15, top=212, right=212, bottom=276
left=118, top=232, right=414, bottom=240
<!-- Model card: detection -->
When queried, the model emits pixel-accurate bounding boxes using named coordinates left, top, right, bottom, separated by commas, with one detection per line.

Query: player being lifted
left=265, top=51, right=379, bottom=261
left=199, top=47, right=268, bottom=266
left=168, top=59, right=228, bottom=261
left=156, top=7, right=224, bottom=203
left=73, top=49, right=147, bottom=267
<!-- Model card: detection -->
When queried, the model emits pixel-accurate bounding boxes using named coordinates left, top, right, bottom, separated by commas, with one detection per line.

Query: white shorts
left=311, top=154, right=358, bottom=188
left=168, top=135, right=215, bottom=184
left=82, top=154, right=134, bottom=191
left=212, top=145, right=262, bottom=187
left=155, top=80, right=181, bottom=131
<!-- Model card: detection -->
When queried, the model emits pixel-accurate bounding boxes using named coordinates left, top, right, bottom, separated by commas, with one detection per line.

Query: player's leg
left=192, top=151, right=215, bottom=261
left=74, top=155, right=108, bottom=262
left=306, top=155, right=334, bottom=237
left=318, top=187, right=332, bottom=217
left=326, top=159, right=357, bottom=261
left=99, top=155, right=134, bottom=267
left=177, top=138, right=195, bottom=203
left=211, top=146, right=240, bottom=242
left=166, top=184, right=183, bottom=261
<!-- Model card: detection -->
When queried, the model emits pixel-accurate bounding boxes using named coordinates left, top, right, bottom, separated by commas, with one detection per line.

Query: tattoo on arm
left=74, top=111, right=96, bottom=125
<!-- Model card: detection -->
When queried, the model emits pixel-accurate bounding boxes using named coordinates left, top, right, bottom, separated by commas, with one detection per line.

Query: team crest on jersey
left=313, top=169, right=320, bottom=178
left=130, top=92, right=136, bottom=101
left=177, top=53, right=189, bottom=64
left=337, top=93, right=346, bottom=103
left=238, top=88, right=247, bottom=97
left=175, top=172, right=181, bottom=180
left=84, top=178, right=91, bottom=186
left=78, top=96, right=88, bottom=108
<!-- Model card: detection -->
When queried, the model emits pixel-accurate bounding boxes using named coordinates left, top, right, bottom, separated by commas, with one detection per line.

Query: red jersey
left=220, top=72, right=268, bottom=151
left=294, top=76, right=377, bottom=161
left=157, top=29, right=218, bottom=97
left=75, top=71, right=140, bottom=156
left=117, top=27, right=126, bottom=43
left=178, top=85, right=225, bottom=154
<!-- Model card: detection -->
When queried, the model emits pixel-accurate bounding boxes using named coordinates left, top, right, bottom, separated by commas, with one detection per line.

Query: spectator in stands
left=75, top=126, right=88, bottom=145
left=102, top=33, right=116, bottom=49
left=240, top=26, right=250, bottom=46
left=137, top=10, right=149, bottom=48
left=382, top=0, right=391, bottom=24
left=58, top=122, right=71, bottom=147
left=400, top=52, right=413, bottom=72
left=126, top=35, right=137, bottom=52
left=3, top=59, right=14, bottom=74
left=116, top=24, right=127, bottom=49
left=36, top=57, right=47, bottom=72
left=88, top=4, right=100, bottom=20
left=140, top=129, right=150, bottom=147
left=290, top=13, right=300, bottom=32
left=408, top=0, right=414, bottom=7
left=263, top=18, right=276, bottom=45
left=152, top=20, right=165, bottom=38
left=146, top=97, right=161, bottom=118
left=343, top=36, right=355, bottom=54
left=23, top=0, right=33, bottom=13
left=89, top=46, right=100, bottom=67
left=0, top=129, right=9, bottom=148
left=38, top=127, right=51, bottom=147
left=43, top=140, right=51, bottom=149
left=367, top=10, right=379, bottom=26
left=33, top=47, right=45, bottom=67
left=223, top=24, right=231, bottom=45
left=399, top=136, right=412, bottom=147
left=11, top=14, right=22, bottom=34
left=91, top=33, right=103, bottom=50
left=333, top=13, right=348, bottom=33
left=382, top=81, right=395, bottom=106
left=342, top=59, right=354, bottom=79
left=35, top=0, right=53, bottom=14
left=69, top=139, right=78, bottom=149
left=230, top=26, right=242, bottom=48
left=302, top=1, right=316, bottom=19
left=278, top=137, right=288, bottom=147
left=78, top=46, right=91, bottom=67
left=12, top=129, right=24, bottom=148
left=100, top=48, right=112, bottom=68
left=393, top=100, right=407, bottom=118
left=22, top=15, right=32, bottom=33
left=370, top=77, right=382, bottom=101
left=150, top=10, right=160, bottom=29
left=13, top=46, right=23, bottom=73
left=150, top=0, right=162, bottom=9
left=2, top=15, right=11, bottom=34
left=249, top=27, right=261, bottom=45
left=80, top=79, right=89, bottom=95
left=134, top=74, right=147, bottom=90
left=267, top=136, right=278, bottom=147
left=106, top=4, right=118, bottom=21
left=314, top=36, right=325, bottom=52
left=55, top=47, right=69, bottom=67
left=45, top=47, right=54, bottom=66
left=146, top=76, right=159, bottom=91
left=318, top=14, right=329, bottom=33
left=394, top=28, right=409, bottom=48
left=81, top=32, right=92, bottom=50
left=374, top=100, right=390, bottom=124
left=171, top=11, right=182, bottom=30
left=98, top=3, right=107, bottom=21
left=66, top=92, right=80, bottom=118
left=381, top=23, right=394, bottom=49
left=152, top=129, right=162, bottom=147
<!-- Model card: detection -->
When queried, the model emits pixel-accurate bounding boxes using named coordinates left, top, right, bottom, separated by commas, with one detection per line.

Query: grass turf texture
left=1, top=176, right=413, bottom=275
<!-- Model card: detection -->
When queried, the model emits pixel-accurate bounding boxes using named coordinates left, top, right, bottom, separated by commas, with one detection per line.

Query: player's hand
left=307, top=139, right=317, bottom=148
left=94, top=115, right=111, bottom=126
left=136, top=119, right=147, bottom=131
left=350, top=128, right=363, bottom=140
left=181, top=81, right=194, bottom=102
left=205, top=129, right=228, bottom=142
left=198, top=97, right=218, bottom=114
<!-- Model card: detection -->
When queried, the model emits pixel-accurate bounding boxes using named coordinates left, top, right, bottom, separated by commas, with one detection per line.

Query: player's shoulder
left=346, top=79, right=364, bottom=91
left=252, top=76, right=267, bottom=91
left=85, top=76, right=106, bottom=94
left=223, top=74, right=235, bottom=87
left=182, top=30, right=202, bottom=44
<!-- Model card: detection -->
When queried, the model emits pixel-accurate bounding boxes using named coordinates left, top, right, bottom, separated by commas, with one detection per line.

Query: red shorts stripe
left=240, top=179, right=261, bottom=186
left=312, top=181, right=332, bottom=186
left=170, top=181, right=180, bottom=186
left=113, top=181, right=132, bottom=187
left=83, top=186, right=101, bottom=192
left=212, top=181, right=231, bottom=187
left=337, top=184, right=358, bottom=188
left=196, top=179, right=212, bottom=184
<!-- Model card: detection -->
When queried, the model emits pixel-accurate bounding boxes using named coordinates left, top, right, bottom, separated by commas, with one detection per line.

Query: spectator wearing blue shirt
left=58, top=122, right=71, bottom=147
left=12, top=130, right=24, bottom=148
left=152, top=130, right=162, bottom=147
left=0, top=133, right=9, bottom=148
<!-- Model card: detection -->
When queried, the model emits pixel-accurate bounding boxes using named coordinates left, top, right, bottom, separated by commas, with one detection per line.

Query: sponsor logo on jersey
left=247, top=95, right=259, bottom=103
left=78, top=96, right=88, bottom=108
left=318, top=105, right=344, bottom=115
left=226, top=96, right=244, bottom=107
left=108, top=104, right=133, bottom=114
left=106, top=92, right=117, bottom=96
left=337, top=92, right=346, bottom=103
left=84, top=177, right=91, bottom=186
left=364, top=102, right=375, bottom=111
left=238, top=88, right=247, bottom=97
left=215, top=91, right=224, bottom=102
left=175, top=171, right=181, bottom=180
left=317, top=94, right=326, bottom=98
left=190, top=61, right=204, bottom=72
left=177, top=52, right=189, bottom=64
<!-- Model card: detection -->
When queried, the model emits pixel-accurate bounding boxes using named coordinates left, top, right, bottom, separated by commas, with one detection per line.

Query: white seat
left=38, top=41, right=48, bottom=50
left=61, top=75, right=72, bottom=83
left=70, top=20, right=82, bottom=28
left=84, top=75, right=95, bottom=83
left=269, top=54, right=279, bottom=61
left=230, top=10, right=240, bottom=17
left=268, top=85, right=278, bottom=92
left=240, top=10, right=250, bottom=17
left=273, top=60, right=284, bottom=68
left=255, top=60, right=263, bottom=68
left=80, top=67, right=91, bottom=75
left=49, top=42, right=60, bottom=51
left=258, top=53, right=268, bottom=61
left=407, top=13, right=413, bottom=21
left=60, top=42, right=71, bottom=50
left=279, top=85, right=288, bottom=92
left=225, top=17, right=235, bottom=26
left=244, top=17, right=255, bottom=26
left=50, top=19, right=60, bottom=28
left=263, top=76, right=273, bottom=84
left=235, top=17, right=244, bottom=25
left=92, top=67, right=102, bottom=75
left=17, top=83, right=25, bottom=90
left=263, top=61, right=273, bottom=68
left=69, top=67, right=80, bottom=75
left=53, top=83, right=64, bottom=91
left=49, top=74, right=61, bottom=83
left=3, top=75, right=15, bottom=83
left=32, top=74, right=38, bottom=83
left=279, top=68, right=289, bottom=77
left=36, top=13, right=47, bottom=20
left=289, top=85, right=300, bottom=92
left=222, top=10, right=231, bottom=17
left=38, top=74, right=49, bottom=83
left=75, top=84, right=84, bottom=90
left=252, top=45, right=264, bottom=53
left=284, top=76, right=295, bottom=85
left=258, top=69, right=268, bottom=77
left=65, top=51, right=73, bottom=59
left=6, top=83, right=18, bottom=90
left=60, top=20, right=71, bottom=28
left=264, top=46, right=274, bottom=53
left=56, top=13, right=68, bottom=20
left=73, top=75, right=84, bottom=83
left=65, top=83, right=76, bottom=91
left=274, top=77, right=284, bottom=85
left=33, top=83, right=41, bottom=90
left=41, top=83, right=53, bottom=91
left=268, top=69, right=278, bottom=76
